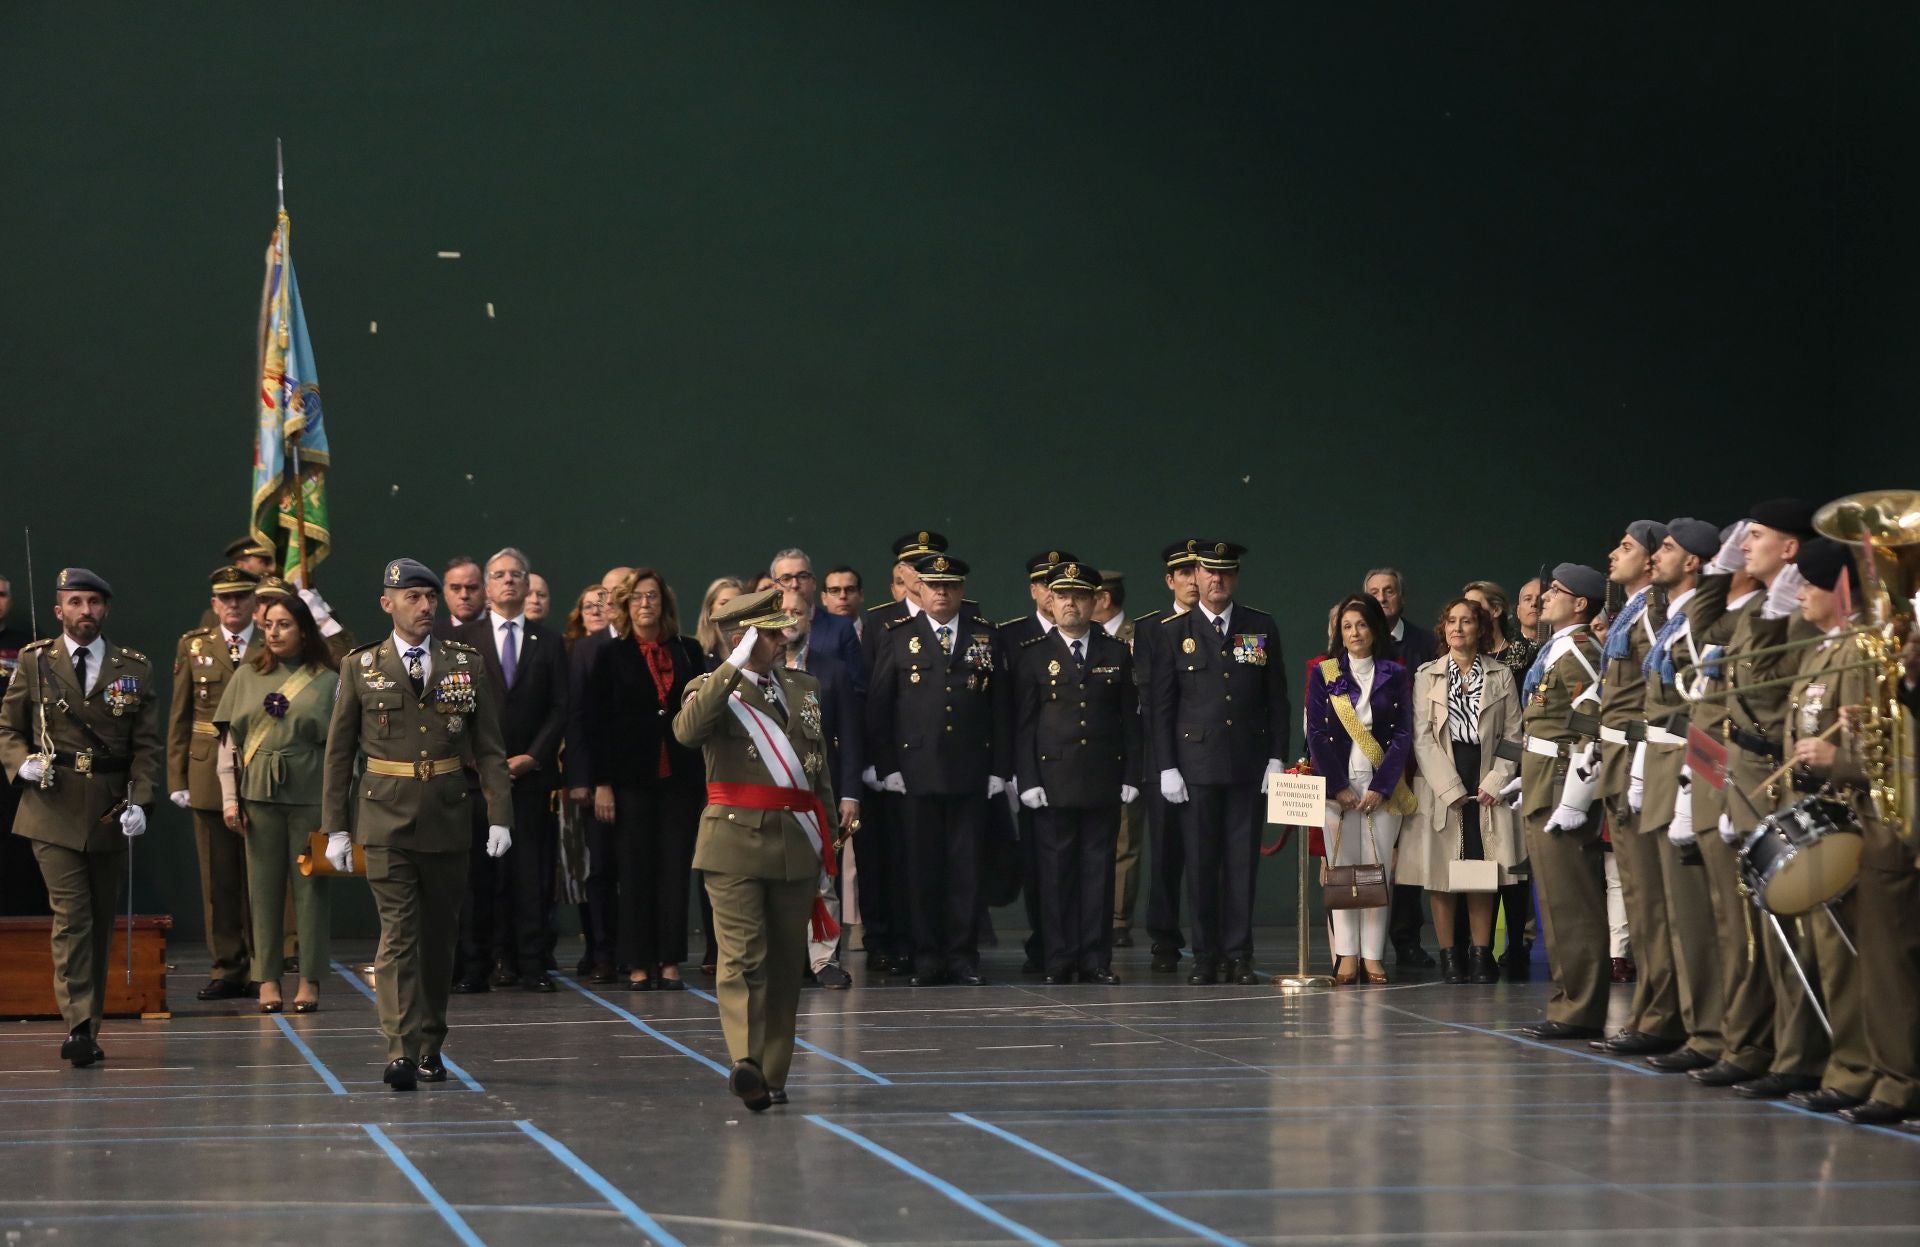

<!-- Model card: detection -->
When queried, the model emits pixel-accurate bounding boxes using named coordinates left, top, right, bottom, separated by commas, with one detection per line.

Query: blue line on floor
left=976, top=1177, right=1920, bottom=1202
left=684, top=984, right=892, bottom=1084
left=513, top=1120, right=686, bottom=1246
left=0, top=1130, right=528, bottom=1149
left=331, top=959, right=378, bottom=1002
left=553, top=975, right=729, bottom=1076
left=953, top=1112, right=1246, bottom=1247
left=1440, top=1020, right=1661, bottom=1077
left=441, top=1054, right=485, bottom=1094
left=361, top=1123, right=486, bottom=1247
left=806, top=1115, right=1058, bottom=1247
left=272, top=1014, right=348, bottom=1096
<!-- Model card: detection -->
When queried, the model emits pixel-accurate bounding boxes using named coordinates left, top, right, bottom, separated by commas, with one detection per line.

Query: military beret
left=913, top=553, right=969, bottom=583
left=1552, top=562, right=1606, bottom=605
left=255, top=576, right=294, bottom=601
left=54, top=567, right=111, bottom=597
left=225, top=536, right=275, bottom=561
left=710, top=586, right=798, bottom=632
left=1162, top=540, right=1203, bottom=570
left=1194, top=539, right=1246, bottom=571
left=1026, top=549, right=1079, bottom=581
left=893, top=530, right=948, bottom=561
left=1748, top=497, right=1817, bottom=539
left=1794, top=537, right=1853, bottom=593
left=1665, top=517, right=1720, bottom=559
left=382, top=558, right=442, bottom=592
left=1045, top=561, right=1101, bottom=593
left=209, top=565, right=261, bottom=595
left=1625, top=520, right=1669, bottom=554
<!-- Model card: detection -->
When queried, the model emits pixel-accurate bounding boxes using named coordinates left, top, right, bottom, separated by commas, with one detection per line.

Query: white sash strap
left=725, top=690, right=827, bottom=875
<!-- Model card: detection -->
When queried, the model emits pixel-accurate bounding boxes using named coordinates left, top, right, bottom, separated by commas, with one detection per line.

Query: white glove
left=169, top=789, right=191, bottom=809
left=1707, top=521, right=1750, bottom=575
left=120, top=806, right=147, bottom=837
left=1718, top=812, right=1739, bottom=845
left=1498, top=775, right=1523, bottom=809
left=1159, top=767, right=1188, bottom=804
left=726, top=626, right=758, bottom=671
left=486, top=825, right=512, bottom=857
left=1763, top=563, right=1804, bottom=621
left=1120, top=784, right=1139, bottom=804
left=861, top=765, right=882, bottom=793
left=987, top=775, right=1007, bottom=799
left=17, top=756, right=46, bottom=784
left=1019, top=786, right=1047, bottom=810
left=882, top=772, right=906, bottom=794
left=299, top=587, right=344, bottom=637
left=1543, top=803, right=1589, bottom=834
left=325, top=831, right=353, bottom=872
left=1260, top=757, right=1284, bottom=798
left=1627, top=743, right=1646, bottom=814
left=1556, top=741, right=1600, bottom=811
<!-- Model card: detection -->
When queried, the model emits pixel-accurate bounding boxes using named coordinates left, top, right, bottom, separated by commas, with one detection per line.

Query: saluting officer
left=1134, top=540, right=1202, bottom=972
left=0, top=568, right=160, bottom=1067
left=167, top=565, right=264, bottom=1000
left=867, top=553, right=1008, bottom=986
left=1013, top=563, right=1140, bottom=984
left=1149, top=540, right=1289, bottom=986
left=321, top=558, right=513, bottom=1091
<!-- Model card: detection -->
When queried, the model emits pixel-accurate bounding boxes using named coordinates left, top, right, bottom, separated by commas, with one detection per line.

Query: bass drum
left=1739, top=796, right=1863, bottom=916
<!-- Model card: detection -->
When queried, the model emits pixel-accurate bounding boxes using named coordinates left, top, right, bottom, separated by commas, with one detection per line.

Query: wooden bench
left=0, top=915, right=172, bottom=1019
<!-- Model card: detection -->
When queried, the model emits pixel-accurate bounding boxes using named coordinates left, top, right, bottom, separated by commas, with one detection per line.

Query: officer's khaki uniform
left=1522, top=627, right=1609, bottom=1029
left=1852, top=731, right=1920, bottom=1113
left=675, top=661, right=836, bottom=1092
left=323, top=636, right=511, bottom=1062
left=168, top=625, right=262, bottom=984
left=0, top=639, right=162, bottom=1034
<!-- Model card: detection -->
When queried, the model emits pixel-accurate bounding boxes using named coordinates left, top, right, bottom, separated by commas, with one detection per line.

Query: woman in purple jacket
left=1307, top=594, right=1416, bottom=984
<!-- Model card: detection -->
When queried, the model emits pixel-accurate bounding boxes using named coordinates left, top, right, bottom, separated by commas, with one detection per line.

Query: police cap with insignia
left=1026, top=549, right=1079, bottom=582
left=255, top=575, right=294, bottom=601
left=225, top=536, right=275, bottom=562
left=1665, top=517, right=1720, bottom=559
left=1045, top=562, right=1101, bottom=593
left=1551, top=562, right=1606, bottom=607
left=1625, top=520, right=1669, bottom=554
left=209, top=565, right=262, bottom=595
left=383, top=557, right=442, bottom=592
left=1162, top=540, right=1203, bottom=571
left=710, top=586, right=800, bottom=632
left=893, top=530, right=948, bottom=561
left=1194, top=539, right=1246, bottom=571
left=912, top=553, right=969, bottom=584
left=1794, top=537, right=1853, bottom=592
left=55, top=567, right=112, bottom=598
left=1749, top=497, right=1817, bottom=539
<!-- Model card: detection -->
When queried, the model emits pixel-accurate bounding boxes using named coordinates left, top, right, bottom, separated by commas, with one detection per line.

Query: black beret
left=54, top=567, right=111, bottom=597
left=1794, top=537, right=1853, bottom=593
left=1749, top=498, right=1817, bottom=539
left=382, top=558, right=442, bottom=592
left=1666, top=517, right=1720, bottom=559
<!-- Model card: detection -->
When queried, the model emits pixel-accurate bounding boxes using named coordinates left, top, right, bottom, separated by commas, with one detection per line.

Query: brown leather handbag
left=1323, top=814, right=1389, bottom=910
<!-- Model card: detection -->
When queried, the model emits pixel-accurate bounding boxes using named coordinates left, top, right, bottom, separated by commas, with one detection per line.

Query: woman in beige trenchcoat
left=1405, top=598, right=1523, bottom=984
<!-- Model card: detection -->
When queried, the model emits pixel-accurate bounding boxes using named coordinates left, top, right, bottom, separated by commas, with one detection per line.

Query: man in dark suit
left=999, top=549, right=1076, bottom=973
left=1134, top=541, right=1203, bottom=972
left=1150, top=540, right=1290, bottom=985
left=867, top=553, right=1007, bottom=985
left=454, top=547, right=568, bottom=991
left=1014, top=563, right=1140, bottom=984
left=1365, top=565, right=1436, bottom=966
left=771, top=548, right=863, bottom=696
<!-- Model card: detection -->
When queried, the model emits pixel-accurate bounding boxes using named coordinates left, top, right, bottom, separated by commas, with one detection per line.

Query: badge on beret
left=1182, top=637, right=1197, bottom=654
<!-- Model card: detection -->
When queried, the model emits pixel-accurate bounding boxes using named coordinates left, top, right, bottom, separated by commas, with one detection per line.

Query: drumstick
left=1748, top=718, right=1847, bottom=799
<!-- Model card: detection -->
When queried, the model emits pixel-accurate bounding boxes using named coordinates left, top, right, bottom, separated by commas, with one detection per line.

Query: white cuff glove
left=1260, top=757, right=1284, bottom=797
left=120, top=806, right=147, bottom=837
left=1718, top=812, right=1739, bottom=845
left=18, top=756, right=47, bottom=784
left=486, top=825, right=512, bottom=857
left=1120, top=784, right=1139, bottom=804
left=882, top=771, right=906, bottom=794
left=1707, top=521, right=1750, bottom=575
left=1763, top=563, right=1805, bottom=621
left=298, top=587, right=344, bottom=637
left=1019, top=786, right=1046, bottom=810
left=1667, top=772, right=1695, bottom=846
left=169, top=789, right=191, bottom=809
left=726, top=627, right=758, bottom=671
left=1543, top=803, right=1589, bottom=835
left=987, top=775, right=1006, bottom=799
left=861, top=765, right=882, bottom=793
left=325, top=831, right=354, bottom=872
left=1627, top=743, right=1646, bottom=814
left=1159, top=767, right=1188, bottom=804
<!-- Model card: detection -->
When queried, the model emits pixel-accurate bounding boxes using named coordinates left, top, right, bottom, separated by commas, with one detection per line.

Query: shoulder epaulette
left=442, top=639, right=479, bottom=653
left=884, top=615, right=913, bottom=630
left=21, top=637, right=53, bottom=652
left=998, top=616, right=1028, bottom=628
left=866, top=601, right=895, bottom=614
left=117, top=646, right=149, bottom=664
left=345, top=639, right=382, bottom=658
left=1238, top=605, right=1269, bottom=618
left=1135, top=609, right=1163, bottom=623
left=1020, top=634, right=1048, bottom=648
left=1159, top=612, right=1188, bottom=627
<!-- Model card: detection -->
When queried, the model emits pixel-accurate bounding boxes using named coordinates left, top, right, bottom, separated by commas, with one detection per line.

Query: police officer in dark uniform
left=1013, top=563, right=1140, bottom=984
left=1001, top=548, right=1077, bottom=973
left=1149, top=540, right=1290, bottom=985
left=867, top=553, right=1008, bottom=985
left=1134, top=540, right=1203, bottom=972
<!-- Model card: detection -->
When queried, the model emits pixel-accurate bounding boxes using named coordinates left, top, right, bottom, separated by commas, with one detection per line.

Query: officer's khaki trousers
left=366, top=845, right=466, bottom=1062
left=1526, top=804, right=1609, bottom=1030
left=705, top=872, right=815, bottom=1089
left=32, top=839, right=123, bottom=1034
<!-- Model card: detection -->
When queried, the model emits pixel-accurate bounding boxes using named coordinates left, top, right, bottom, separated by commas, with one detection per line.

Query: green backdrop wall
left=4, top=4, right=1915, bottom=942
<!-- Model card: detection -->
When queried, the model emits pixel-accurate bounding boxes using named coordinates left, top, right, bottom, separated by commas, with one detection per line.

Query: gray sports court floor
left=1, top=934, right=1915, bottom=1246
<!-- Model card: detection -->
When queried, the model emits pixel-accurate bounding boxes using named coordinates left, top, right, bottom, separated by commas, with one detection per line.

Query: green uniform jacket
left=674, top=661, right=837, bottom=883
left=213, top=662, right=339, bottom=806
left=1725, top=600, right=1818, bottom=816
left=167, top=626, right=263, bottom=809
left=322, top=636, right=512, bottom=852
left=1641, top=575, right=1732, bottom=823
left=0, top=638, right=163, bottom=851
left=1599, top=593, right=1657, bottom=799
left=1520, top=627, right=1603, bottom=819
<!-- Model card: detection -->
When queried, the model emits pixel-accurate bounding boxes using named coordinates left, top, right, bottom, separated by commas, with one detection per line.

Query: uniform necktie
left=1212, top=615, right=1226, bottom=643
left=228, top=634, right=242, bottom=663
left=73, top=647, right=88, bottom=695
left=937, top=624, right=953, bottom=656
left=500, top=621, right=518, bottom=689
left=404, top=647, right=425, bottom=696
left=1070, top=637, right=1085, bottom=670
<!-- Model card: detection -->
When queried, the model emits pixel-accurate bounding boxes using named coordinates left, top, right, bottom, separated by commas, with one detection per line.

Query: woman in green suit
left=214, top=593, right=340, bottom=1013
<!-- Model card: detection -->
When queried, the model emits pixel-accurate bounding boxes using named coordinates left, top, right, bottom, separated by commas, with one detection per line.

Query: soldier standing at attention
left=0, top=568, right=160, bottom=1066
left=321, top=559, right=513, bottom=1091
left=1135, top=541, right=1202, bottom=973
left=1001, top=549, right=1075, bottom=974
left=168, top=565, right=264, bottom=1000
left=1092, top=569, right=1142, bottom=947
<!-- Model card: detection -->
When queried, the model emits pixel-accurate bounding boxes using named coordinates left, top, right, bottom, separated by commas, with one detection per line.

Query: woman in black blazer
left=584, top=569, right=706, bottom=989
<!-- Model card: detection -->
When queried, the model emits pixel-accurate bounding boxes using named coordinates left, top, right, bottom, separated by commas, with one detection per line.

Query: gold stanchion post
left=1271, top=771, right=1331, bottom=991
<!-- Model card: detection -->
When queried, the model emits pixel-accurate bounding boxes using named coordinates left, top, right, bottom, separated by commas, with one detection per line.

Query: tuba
left=1813, top=489, right=1920, bottom=841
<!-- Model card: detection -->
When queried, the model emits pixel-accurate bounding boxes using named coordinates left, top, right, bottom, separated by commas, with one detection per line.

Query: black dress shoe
left=655, top=977, right=686, bottom=992
left=1689, top=1060, right=1762, bottom=1087
left=60, top=1024, right=103, bottom=1068
left=1466, top=945, right=1499, bottom=984
left=816, top=964, right=852, bottom=989
left=1838, top=1099, right=1910, bottom=1126
left=1594, top=1030, right=1681, bottom=1055
left=1040, top=973, right=1072, bottom=986
left=197, top=979, right=249, bottom=1001
left=1187, top=962, right=1219, bottom=986
left=1732, top=1072, right=1820, bottom=1100
left=490, top=964, right=520, bottom=989
left=1111, top=930, right=1134, bottom=948
left=626, top=977, right=655, bottom=992
left=768, top=1089, right=789, bottom=1106
left=1149, top=944, right=1181, bottom=973
left=524, top=973, right=557, bottom=993
left=1518, top=1021, right=1602, bottom=1041
left=383, top=1058, right=418, bottom=1092
left=728, top=1059, right=772, bottom=1112
left=1788, top=1086, right=1863, bottom=1112
left=1646, top=1048, right=1717, bottom=1073
left=1227, top=960, right=1259, bottom=986
left=416, top=1053, right=447, bottom=1083
left=907, top=974, right=943, bottom=987
left=452, top=977, right=490, bottom=994
left=1501, top=944, right=1533, bottom=981
left=1437, top=948, right=1463, bottom=984
left=588, top=962, right=616, bottom=983
left=1394, top=942, right=1435, bottom=968
left=951, top=971, right=986, bottom=987
left=1080, top=969, right=1121, bottom=986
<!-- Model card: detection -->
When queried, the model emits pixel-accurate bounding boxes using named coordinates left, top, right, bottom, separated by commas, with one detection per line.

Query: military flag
left=250, top=192, right=332, bottom=586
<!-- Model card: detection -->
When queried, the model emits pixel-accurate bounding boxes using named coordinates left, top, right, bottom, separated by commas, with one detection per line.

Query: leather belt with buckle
left=365, top=756, right=463, bottom=780
left=52, top=750, right=130, bottom=776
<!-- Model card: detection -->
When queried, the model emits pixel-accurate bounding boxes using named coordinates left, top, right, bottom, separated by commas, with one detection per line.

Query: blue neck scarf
left=1643, top=608, right=1688, bottom=685
left=1601, top=588, right=1648, bottom=666
left=1520, top=641, right=1555, bottom=705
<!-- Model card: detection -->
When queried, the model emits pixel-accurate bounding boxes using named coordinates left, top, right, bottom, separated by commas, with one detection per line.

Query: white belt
left=1599, top=726, right=1630, bottom=745
left=1525, top=737, right=1567, bottom=759
left=1644, top=725, right=1687, bottom=746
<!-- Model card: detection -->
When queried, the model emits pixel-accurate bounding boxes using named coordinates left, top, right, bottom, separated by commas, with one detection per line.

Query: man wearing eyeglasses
left=820, top=567, right=865, bottom=638
left=769, top=549, right=863, bottom=697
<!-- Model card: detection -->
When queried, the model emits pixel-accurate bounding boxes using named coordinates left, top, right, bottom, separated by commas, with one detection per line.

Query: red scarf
left=635, top=635, right=676, bottom=778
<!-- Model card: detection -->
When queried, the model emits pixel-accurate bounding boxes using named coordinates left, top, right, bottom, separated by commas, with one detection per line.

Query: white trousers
left=1326, top=804, right=1403, bottom=960
left=1604, top=850, right=1629, bottom=958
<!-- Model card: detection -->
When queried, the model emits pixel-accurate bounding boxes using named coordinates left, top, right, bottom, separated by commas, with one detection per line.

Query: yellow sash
left=1319, top=658, right=1418, bottom=815
left=241, top=664, right=322, bottom=770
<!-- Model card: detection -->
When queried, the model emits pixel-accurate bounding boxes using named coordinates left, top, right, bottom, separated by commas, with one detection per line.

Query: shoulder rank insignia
left=1020, top=634, right=1046, bottom=648
left=998, top=616, right=1026, bottom=628
left=885, top=616, right=912, bottom=630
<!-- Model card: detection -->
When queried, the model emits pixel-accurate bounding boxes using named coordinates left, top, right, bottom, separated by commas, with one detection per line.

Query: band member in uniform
left=321, top=558, right=513, bottom=1091
left=0, top=568, right=160, bottom=1066
left=1014, top=563, right=1140, bottom=984
left=867, top=553, right=1006, bottom=986
left=1135, top=541, right=1202, bottom=972
left=167, top=565, right=264, bottom=1000
left=1514, top=563, right=1610, bottom=1040
left=674, top=588, right=840, bottom=1111
left=1150, top=540, right=1289, bottom=986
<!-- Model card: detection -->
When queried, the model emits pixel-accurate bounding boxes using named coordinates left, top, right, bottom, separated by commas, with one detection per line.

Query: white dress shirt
left=1196, top=602, right=1234, bottom=638
left=220, top=622, right=256, bottom=659
left=392, top=632, right=433, bottom=685
left=488, top=610, right=528, bottom=662
left=1102, top=610, right=1128, bottom=639
left=64, top=634, right=106, bottom=695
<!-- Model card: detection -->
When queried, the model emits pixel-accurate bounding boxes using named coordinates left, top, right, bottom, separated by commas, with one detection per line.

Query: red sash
left=705, top=781, right=841, bottom=940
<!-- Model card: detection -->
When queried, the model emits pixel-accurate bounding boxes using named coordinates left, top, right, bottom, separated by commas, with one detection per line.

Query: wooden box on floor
left=0, top=915, right=172, bottom=1019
